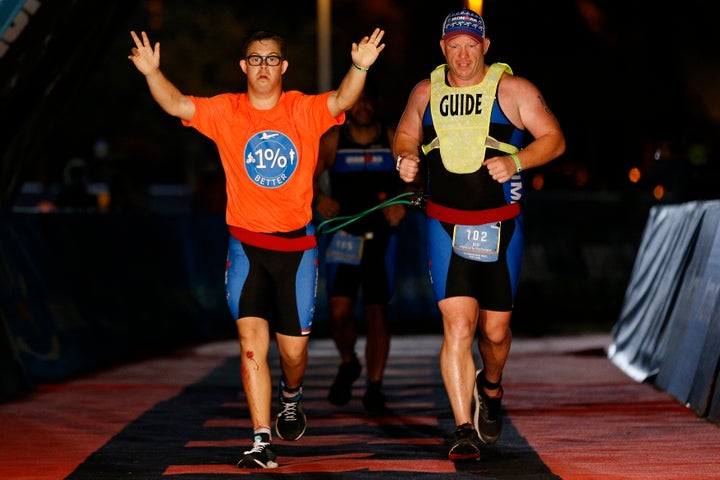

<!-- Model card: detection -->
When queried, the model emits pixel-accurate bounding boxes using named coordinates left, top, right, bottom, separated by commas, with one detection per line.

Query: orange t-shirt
left=183, top=91, right=344, bottom=232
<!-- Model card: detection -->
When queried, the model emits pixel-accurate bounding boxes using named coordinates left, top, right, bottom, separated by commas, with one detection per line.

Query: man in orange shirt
left=129, top=27, right=385, bottom=469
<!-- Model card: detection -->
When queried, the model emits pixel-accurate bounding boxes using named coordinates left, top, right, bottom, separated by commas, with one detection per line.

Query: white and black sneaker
left=237, top=432, right=278, bottom=469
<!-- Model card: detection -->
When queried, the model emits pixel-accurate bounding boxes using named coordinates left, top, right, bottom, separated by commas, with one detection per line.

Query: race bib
left=325, top=231, right=364, bottom=265
left=452, top=222, right=501, bottom=262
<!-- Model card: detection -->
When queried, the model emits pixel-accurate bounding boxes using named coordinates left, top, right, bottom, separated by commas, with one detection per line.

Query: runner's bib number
left=326, top=231, right=364, bottom=265
left=452, top=222, right=501, bottom=262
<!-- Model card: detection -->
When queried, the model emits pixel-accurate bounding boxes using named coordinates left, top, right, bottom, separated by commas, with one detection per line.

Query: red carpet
left=1, top=334, right=719, bottom=479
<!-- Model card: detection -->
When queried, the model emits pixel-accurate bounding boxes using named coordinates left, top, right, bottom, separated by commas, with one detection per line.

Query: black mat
left=66, top=346, right=560, bottom=479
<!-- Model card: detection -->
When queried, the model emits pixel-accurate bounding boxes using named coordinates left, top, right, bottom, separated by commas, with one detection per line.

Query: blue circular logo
left=244, top=131, right=298, bottom=188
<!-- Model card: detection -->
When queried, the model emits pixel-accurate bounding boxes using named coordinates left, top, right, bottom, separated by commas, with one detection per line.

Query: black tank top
left=329, top=123, right=402, bottom=235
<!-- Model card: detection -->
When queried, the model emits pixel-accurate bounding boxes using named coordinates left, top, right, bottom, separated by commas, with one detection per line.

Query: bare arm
left=128, top=31, right=195, bottom=121
left=393, top=80, right=430, bottom=185
left=327, top=28, right=386, bottom=118
left=483, top=75, right=566, bottom=183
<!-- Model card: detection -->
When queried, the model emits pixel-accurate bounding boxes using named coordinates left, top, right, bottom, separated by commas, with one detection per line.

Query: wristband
left=396, top=155, right=403, bottom=171
left=352, top=63, right=369, bottom=72
left=510, top=154, right=522, bottom=173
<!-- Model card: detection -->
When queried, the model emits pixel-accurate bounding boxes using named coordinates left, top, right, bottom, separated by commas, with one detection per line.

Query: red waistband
left=425, top=200, right=520, bottom=225
left=228, top=226, right=317, bottom=252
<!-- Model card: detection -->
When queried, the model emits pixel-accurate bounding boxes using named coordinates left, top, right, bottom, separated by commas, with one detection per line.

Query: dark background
left=2, top=0, right=720, bottom=208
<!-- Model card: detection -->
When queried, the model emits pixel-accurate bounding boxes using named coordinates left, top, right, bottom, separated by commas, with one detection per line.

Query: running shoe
left=327, top=354, right=361, bottom=406
left=473, top=369, right=504, bottom=443
left=237, top=433, right=278, bottom=469
left=362, top=384, right=390, bottom=417
left=447, top=423, right=481, bottom=461
left=275, top=379, right=307, bottom=441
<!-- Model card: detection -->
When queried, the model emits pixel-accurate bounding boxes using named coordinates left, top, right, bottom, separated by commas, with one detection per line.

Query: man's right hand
left=396, top=153, right=420, bottom=184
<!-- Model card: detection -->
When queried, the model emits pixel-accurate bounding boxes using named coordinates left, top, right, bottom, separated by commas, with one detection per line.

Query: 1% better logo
left=244, top=131, right=298, bottom=188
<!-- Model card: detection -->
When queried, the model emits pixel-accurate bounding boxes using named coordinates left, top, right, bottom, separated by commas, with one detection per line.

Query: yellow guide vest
left=423, top=62, right=519, bottom=174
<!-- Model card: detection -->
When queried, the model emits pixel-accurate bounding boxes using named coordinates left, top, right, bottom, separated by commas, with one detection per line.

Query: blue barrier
left=0, top=213, right=233, bottom=395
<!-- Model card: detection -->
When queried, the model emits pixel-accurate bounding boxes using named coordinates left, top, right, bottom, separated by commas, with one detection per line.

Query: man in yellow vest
left=394, top=9, right=565, bottom=461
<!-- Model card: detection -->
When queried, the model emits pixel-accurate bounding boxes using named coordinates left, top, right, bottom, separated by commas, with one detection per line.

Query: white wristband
left=396, top=155, right=403, bottom=171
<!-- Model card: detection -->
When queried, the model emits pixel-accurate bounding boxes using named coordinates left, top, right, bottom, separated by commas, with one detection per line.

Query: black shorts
left=325, top=231, right=398, bottom=304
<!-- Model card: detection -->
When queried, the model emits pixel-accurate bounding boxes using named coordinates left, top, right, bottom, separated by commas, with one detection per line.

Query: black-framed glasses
left=245, top=55, right=283, bottom=66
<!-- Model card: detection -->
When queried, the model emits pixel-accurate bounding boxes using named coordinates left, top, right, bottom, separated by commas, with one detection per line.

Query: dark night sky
left=37, top=0, right=720, bottom=201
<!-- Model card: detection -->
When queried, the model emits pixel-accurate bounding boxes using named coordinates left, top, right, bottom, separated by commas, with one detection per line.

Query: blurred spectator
left=54, top=158, right=98, bottom=211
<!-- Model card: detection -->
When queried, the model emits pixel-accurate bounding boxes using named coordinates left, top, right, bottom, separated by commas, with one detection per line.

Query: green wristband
left=510, top=154, right=522, bottom=173
left=352, top=63, right=369, bottom=72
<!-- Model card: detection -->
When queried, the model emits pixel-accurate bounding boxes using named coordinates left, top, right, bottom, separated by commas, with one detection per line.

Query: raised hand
left=128, top=30, right=160, bottom=75
left=351, top=28, right=386, bottom=70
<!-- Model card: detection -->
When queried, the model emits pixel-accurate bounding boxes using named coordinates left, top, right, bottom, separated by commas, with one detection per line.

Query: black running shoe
left=362, top=385, right=390, bottom=417
left=448, top=423, right=481, bottom=461
left=328, top=355, right=361, bottom=406
left=473, top=369, right=503, bottom=443
left=237, top=433, right=278, bottom=469
left=275, top=380, right=307, bottom=441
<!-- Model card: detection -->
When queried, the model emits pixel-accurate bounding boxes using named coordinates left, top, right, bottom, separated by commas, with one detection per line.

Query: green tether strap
left=316, top=191, right=424, bottom=235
